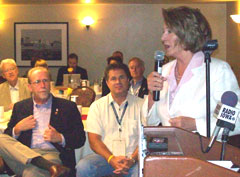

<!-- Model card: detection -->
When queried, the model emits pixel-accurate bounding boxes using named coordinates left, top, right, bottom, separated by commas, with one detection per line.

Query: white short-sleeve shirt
left=86, top=93, right=144, bottom=156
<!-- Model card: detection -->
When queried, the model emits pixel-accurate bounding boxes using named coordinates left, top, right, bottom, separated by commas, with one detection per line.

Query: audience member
left=128, top=57, right=148, bottom=98
left=56, top=53, right=88, bottom=86
left=34, top=59, right=48, bottom=68
left=107, top=56, right=122, bottom=65
left=144, top=6, right=240, bottom=137
left=76, top=63, right=144, bottom=177
left=22, top=57, right=39, bottom=78
left=34, top=59, right=53, bottom=81
left=0, top=67, right=86, bottom=177
left=0, top=59, right=31, bottom=111
left=101, top=56, right=123, bottom=97
left=112, top=50, right=124, bottom=61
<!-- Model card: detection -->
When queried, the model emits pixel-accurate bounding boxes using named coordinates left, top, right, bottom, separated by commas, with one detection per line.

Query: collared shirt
left=86, top=93, right=144, bottom=156
left=12, top=95, right=65, bottom=149
left=31, top=95, right=55, bottom=149
left=9, top=80, right=19, bottom=104
left=129, top=78, right=143, bottom=96
left=167, top=51, right=204, bottom=107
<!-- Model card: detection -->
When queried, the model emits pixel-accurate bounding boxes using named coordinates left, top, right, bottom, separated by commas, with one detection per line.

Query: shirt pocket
left=127, top=119, right=138, bottom=138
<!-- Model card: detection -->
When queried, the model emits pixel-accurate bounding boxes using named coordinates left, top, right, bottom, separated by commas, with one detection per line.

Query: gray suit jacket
left=0, top=77, right=31, bottom=111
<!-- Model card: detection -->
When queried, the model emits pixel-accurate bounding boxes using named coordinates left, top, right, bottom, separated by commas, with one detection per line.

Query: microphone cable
left=195, top=132, right=212, bottom=153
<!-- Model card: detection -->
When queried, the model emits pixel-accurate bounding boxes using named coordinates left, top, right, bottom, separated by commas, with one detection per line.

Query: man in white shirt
left=76, top=63, right=144, bottom=177
left=0, top=58, right=30, bottom=111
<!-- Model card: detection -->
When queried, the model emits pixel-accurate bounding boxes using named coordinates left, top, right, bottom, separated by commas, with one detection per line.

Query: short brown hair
left=68, top=53, right=78, bottom=61
left=128, top=57, right=145, bottom=68
left=112, top=51, right=123, bottom=61
left=104, top=63, right=130, bottom=81
left=162, top=6, right=212, bottom=53
left=107, top=56, right=123, bottom=65
left=34, top=59, right=48, bottom=68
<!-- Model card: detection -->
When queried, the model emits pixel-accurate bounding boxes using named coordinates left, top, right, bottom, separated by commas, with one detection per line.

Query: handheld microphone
left=207, top=91, right=239, bottom=149
left=153, top=50, right=165, bottom=101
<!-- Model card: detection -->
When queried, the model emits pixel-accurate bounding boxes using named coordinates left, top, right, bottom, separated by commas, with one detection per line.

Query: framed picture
left=14, top=22, right=68, bottom=66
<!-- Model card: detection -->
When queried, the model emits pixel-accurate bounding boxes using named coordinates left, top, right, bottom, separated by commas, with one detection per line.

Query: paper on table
left=208, top=160, right=240, bottom=172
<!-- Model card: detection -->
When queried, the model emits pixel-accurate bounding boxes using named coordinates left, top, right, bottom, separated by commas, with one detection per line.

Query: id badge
left=112, top=139, right=126, bottom=156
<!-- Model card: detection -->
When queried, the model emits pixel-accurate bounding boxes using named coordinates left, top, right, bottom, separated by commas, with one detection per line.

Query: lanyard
left=111, top=101, right=128, bottom=132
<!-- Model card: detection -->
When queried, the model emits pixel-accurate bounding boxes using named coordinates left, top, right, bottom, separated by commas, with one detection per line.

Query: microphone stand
left=203, top=39, right=218, bottom=138
left=204, top=51, right=211, bottom=138
left=220, top=128, right=230, bottom=160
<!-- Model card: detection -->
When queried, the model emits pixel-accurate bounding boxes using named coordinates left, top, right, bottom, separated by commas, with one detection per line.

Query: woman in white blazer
left=144, top=6, right=240, bottom=137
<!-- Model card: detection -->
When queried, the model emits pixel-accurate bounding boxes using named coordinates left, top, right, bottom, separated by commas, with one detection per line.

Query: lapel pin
left=55, top=108, right=59, bottom=115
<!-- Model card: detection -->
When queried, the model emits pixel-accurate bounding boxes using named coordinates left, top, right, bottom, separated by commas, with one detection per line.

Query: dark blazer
left=56, top=66, right=88, bottom=86
left=4, top=96, right=86, bottom=174
left=138, top=77, right=148, bottom=98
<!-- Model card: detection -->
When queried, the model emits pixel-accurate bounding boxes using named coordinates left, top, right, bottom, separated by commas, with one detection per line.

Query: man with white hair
left=0, top=58, right=30, bottom=111
left=128, top=57, right=148, bottom=98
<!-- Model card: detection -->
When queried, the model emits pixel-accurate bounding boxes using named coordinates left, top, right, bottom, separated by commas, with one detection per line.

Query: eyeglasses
left=2, top=67, right=16, bottom=73
left=31, top=79, right=49, bottom=85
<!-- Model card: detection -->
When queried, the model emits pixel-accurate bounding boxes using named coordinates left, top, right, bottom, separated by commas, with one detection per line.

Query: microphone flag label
left=215, top=103, right=240, bottom=124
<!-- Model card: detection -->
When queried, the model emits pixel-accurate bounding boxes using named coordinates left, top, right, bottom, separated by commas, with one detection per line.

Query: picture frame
left=14, top=22, right=68, bottom=66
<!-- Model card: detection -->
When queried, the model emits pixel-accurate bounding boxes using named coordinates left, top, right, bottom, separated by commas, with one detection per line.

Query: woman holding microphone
left=144, top=6, right=240, bottom=137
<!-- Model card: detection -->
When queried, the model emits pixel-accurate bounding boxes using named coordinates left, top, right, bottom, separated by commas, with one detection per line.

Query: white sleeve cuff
left=12, top=127, right=19, bottom=139
left=59, top=134, right=66, bottom=147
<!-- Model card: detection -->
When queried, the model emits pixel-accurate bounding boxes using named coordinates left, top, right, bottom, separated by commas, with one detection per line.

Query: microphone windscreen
left=221, top=91, right=238, bottom=107
left=154, top=51, right=165, bottom=61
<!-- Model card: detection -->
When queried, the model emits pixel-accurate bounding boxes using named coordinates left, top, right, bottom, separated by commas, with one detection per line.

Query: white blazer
left=143, top=56, right=240, bottom=137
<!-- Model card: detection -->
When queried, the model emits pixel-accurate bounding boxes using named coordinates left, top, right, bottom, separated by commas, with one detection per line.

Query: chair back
left=70, top=86, right=96, bottom=107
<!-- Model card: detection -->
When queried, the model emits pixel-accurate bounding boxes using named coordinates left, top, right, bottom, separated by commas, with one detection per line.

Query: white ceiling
left=0, top=0, right=235, bottom=5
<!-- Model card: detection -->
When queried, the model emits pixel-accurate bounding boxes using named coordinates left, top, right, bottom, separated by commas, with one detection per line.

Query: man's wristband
left=107, top=155, right=114, bottom=163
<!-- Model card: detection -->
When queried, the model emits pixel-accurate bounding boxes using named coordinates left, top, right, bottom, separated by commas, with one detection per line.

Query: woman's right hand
left=147, top=71, right=167, bottom=92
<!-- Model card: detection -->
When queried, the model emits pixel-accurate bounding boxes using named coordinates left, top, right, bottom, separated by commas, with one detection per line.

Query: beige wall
left=0, top=3, right=227, bottom=83
left=227, top=1, right=240, bottom=85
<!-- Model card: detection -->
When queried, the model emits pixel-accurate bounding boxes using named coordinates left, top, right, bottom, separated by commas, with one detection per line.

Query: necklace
left=175, top=66, right=183, bottom=81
